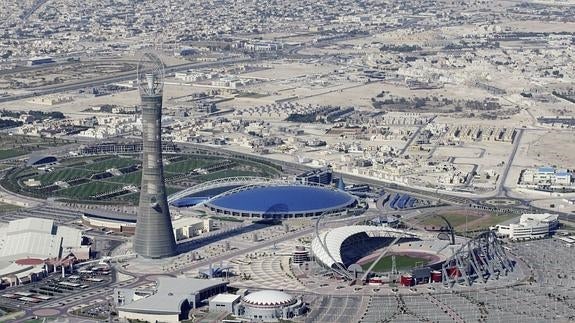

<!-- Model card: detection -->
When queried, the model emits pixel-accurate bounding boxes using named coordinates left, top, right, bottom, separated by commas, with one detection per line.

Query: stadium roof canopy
left=0, top=218, right=82, bottom=260
left=206, top=185, right=356, bottom=216
left=311, top=225, right=419, bottom=268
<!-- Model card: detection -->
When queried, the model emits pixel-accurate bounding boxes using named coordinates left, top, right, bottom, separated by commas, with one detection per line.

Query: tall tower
left=133, top=53, right=177, bottom=259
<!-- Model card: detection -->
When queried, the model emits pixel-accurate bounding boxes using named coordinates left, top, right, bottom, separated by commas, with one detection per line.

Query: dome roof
left=242, top=290, right=296, bottom=307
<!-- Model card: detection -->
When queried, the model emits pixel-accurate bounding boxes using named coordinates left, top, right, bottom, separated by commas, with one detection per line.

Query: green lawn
left=166, top=186, right=181, bottom=195
left=84, top=157, right=139, bottom=172
left=211, top=216, right=244, bottom=223
left=5, top=153, right=281, bottom=204
left=415, top=213, right=477, bottom=228
left=0, top=134, right=69, bottom=160
left=0, top=149, right=27, bottom=160
left=413, top=211, right=516, bottom=232
left=465, top=214, right=516, bottom=231
left=55, top=181, right=125, bottom=199
left=237, top=92, right=269, bottom=98
left=194, top=169, right=271, bottom=181
left=108, top=171, right=142, bottom=185
left=164, top=158, right=217, bottom=174
left=362, top=255, right=428, bottom=272
left=33, top=168, right=94, bottom=185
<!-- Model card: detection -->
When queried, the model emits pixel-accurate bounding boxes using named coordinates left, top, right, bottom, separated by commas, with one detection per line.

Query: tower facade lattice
left=133, top=53, right=177, bottom=259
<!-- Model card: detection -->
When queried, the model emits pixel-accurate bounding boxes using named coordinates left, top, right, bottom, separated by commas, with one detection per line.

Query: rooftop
left=207, top=184, right=356, bottom=214
left=211, top=293, right=240, bottom=303
left=119, top=277, right=228, bottom=314
left=242, top=290, right=296, bottom=306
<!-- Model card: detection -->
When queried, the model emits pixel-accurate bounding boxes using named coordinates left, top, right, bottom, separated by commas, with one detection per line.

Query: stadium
left=170, top=178, right=359, bottom=219
left=311, top=224, right=514, bottom=287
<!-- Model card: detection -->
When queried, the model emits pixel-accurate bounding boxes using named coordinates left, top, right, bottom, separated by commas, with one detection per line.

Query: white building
left=236, top=290, right=306, bottom=322
left=172, top=217, right=212, bottom=241
left=494, top=213, right=559, bottom=240
left=521, top=167, right=573, bottom=189
left=209, top=293, right=240, bottom=313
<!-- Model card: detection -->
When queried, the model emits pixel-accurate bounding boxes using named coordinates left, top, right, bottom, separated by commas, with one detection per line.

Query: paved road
left=399, top=115, right=437, bottom=156
left=0, top=57, right=252, bottom=104
left=496, top=128, right=524, bottom=198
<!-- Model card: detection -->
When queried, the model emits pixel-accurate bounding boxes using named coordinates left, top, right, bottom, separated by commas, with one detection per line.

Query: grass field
left=55, top=181, right=125, bottom=199
left=211, top=216, right=244, bottom=222
left=362, top=254, right=428, bottom=272
left=118, top=185, right=182, bottom=204
left=84, top=157, right=139, bottom=171
left=34, top=168, right=94, bottom=185
left=108, top=171, right=142, bottom=185
left=0, top=134, right=69, bottom=160
left=8, top=152, right=281, bottom=204
left=464, top=214, right=516, bottom=231
left=164, top=158, right=218, bottom=174
left=0, top=149, right=27, bottom=160
left=194, top=169, right=266, bottom=181
left=412, top=210, right=517, bottom=233
left=414, top=213, right=478, bottom=228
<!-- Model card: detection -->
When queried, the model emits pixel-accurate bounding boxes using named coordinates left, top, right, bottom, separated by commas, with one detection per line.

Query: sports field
left=3, top=153, right=281, bottom=205
left=362, top=254, right=429, bottom=272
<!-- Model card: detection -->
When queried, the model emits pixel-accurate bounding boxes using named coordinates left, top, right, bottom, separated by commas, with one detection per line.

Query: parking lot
left=0, top=265, right=113, bottom=311
left=302, top=237, right=575, bottom=322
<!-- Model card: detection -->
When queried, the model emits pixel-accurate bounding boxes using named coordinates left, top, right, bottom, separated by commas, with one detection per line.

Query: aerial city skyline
left=0, top=0, right=574, bottom=322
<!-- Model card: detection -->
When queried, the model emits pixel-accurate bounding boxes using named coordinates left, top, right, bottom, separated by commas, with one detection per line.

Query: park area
left=0, top=134, right=69, bottom=161
left=1, top=152, right=281, bottom=204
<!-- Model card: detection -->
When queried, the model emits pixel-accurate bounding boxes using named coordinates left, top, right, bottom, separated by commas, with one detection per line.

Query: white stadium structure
left=311, top=225, right=423, bottom=269
left=0, top=218, right=88, bottom=286
left=311, top=224, right=515, bottom=287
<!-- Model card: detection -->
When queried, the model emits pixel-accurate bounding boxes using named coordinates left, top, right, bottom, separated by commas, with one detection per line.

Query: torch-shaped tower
left=133, top=53, right=177, bottom=259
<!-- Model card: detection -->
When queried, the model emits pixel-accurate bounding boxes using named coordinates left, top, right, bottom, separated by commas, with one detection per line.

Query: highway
left=0, top=56, right=252, bottom=104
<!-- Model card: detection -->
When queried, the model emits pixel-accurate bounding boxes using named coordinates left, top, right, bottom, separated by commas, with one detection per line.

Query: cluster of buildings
left=115, top=277, right=305, bottom=323
left=81, top=211, right=212, bottom=242
left=11, top=114, right=137, bottom=138
left=1, top=0, right=475, bottom=62
left=446, top=126, right=516, bottom=143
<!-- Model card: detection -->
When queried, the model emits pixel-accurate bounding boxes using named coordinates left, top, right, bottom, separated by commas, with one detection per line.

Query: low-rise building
left=494, top=213, right=559, bottom=240
left=520, top=167, right=573, bottom=190
left=117, top=277, right=228, bottom=323
left=209, top=293, right=240, bottom=313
